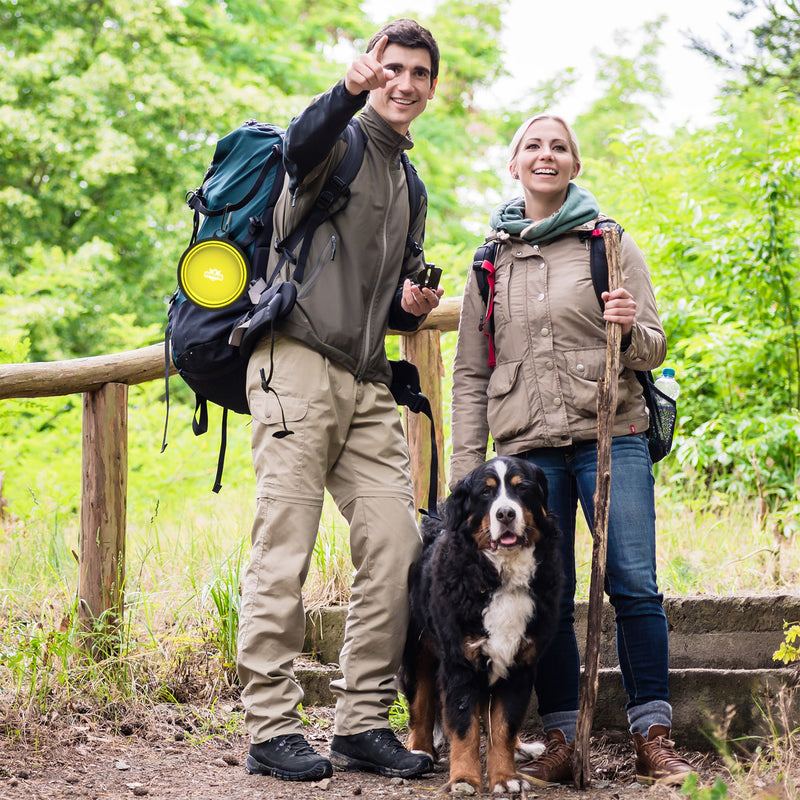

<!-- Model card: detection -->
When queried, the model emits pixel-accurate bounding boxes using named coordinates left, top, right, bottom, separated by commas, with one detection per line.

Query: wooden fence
left=0, top=297, right=462, bottom=637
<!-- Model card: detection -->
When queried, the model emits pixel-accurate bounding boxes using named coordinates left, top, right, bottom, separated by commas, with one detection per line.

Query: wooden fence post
left=78, top=382, right=128, bottom=653
left=400, top=329, right=446, bottom=513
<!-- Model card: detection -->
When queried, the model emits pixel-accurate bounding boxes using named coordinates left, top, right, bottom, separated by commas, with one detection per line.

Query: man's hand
left=345, top=35, right=393, bottom=95
left=401, top=279, right=444, bottom=316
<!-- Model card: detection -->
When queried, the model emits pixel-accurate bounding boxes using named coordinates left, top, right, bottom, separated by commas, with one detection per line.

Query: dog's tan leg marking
left=406, top=640, right=438, bottom=758
left=486, top=697, right=518, bottom=793
left=444, top=711, right=482, bottom=794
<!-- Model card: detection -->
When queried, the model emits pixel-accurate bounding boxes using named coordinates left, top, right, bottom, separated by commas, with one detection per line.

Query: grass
left=1, top=461, right=798, bottom=798
left=1, top=475, right=797, bottom=709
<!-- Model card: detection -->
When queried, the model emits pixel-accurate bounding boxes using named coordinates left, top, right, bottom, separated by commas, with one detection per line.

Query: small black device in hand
left=415, top=263, right=442, bottom=291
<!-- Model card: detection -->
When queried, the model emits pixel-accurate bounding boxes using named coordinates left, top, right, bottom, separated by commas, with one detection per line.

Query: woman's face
left=510, top=117, right=580, bottom=203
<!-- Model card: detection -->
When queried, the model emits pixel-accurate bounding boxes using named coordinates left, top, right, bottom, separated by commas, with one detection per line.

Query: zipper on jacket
left=329, top=234, right=336, bottom=260
left=356, top=155, right=396, bottom=380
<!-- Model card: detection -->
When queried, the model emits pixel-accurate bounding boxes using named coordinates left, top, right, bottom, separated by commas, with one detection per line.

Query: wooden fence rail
left=0, top=296, right=462, bottom=638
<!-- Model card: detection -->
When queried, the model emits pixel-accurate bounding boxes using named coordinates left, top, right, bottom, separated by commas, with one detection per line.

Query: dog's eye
left=479, top=485, right=494, bottom=498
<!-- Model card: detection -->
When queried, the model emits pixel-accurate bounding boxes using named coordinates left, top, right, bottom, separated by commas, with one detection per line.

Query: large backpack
left=163, top=116, right=438, bottom=506
left=471, top=220, right=676, bottom=462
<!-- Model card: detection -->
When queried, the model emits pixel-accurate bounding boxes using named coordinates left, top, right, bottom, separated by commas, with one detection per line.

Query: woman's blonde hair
left=508, top=114, right=582, bottom=173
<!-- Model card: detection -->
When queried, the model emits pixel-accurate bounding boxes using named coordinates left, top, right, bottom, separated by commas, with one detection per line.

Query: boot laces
left=280, top=734, right=316, bottom=756
left=537, top=737, right=572, bottom=768
left=644, top=734, right=687, bottom=767
left=367, top=728, right=404, bottom=755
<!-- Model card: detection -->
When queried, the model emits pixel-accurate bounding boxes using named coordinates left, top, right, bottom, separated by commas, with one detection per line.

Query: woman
left=450, top=114, right=694, bottom=786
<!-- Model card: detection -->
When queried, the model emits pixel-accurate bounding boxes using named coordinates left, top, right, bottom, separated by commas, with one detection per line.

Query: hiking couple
left=237, top=16, right=694, bottom=789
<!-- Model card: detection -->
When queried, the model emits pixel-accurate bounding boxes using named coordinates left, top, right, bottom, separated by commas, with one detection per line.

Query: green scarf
left=489, top=183, right=600, bottom=244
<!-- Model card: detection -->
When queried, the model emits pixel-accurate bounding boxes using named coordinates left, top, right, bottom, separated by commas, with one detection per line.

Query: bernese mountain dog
left=400, top=456, right=562, bottom=795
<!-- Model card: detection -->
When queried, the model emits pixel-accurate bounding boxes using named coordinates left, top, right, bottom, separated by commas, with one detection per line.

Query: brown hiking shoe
left=633, top=725, right=694, bottom=786
left=518, top=729, right=575, bottom=785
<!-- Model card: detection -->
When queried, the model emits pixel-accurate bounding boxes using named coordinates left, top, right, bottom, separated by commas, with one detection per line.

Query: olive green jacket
left=268, top=84, right=427, bottom=386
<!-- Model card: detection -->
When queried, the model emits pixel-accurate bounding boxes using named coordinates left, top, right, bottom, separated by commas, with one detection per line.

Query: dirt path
left=0, top=703, right=725, bottom=800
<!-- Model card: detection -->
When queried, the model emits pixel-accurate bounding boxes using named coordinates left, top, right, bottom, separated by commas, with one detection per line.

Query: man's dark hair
left=367, top=18, right=440, bottom=84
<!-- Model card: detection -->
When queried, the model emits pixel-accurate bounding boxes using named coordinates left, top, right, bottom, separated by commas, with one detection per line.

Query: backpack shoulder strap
left=401, top=153, right=426, bottom=258
left=472, top=239, right=499, bottom=367
left=279, top=119, right=367, bottom=284
left=472, top=240, right=498, bottom=304
left=581, top=219, right=624, bottom=310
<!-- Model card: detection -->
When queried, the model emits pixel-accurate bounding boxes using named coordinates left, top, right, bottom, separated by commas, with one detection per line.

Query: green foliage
left=574, top=18, right=668, bottom=151
left=390, top=692, right=410, bottom=732
left=405, top=0, right=509, bottom=250
left=0, top=595, right=142, bottom=708
left=578, top=83, right=800, bottom=524
left=687, top=0, right=800, bottom=94
left=1, top=3, right=799, bottom=556
left=680, top=773, right=729, bottom=800
left=0, top=0, right=358, bottom=362
left=200, top=540, right=247, bottom=674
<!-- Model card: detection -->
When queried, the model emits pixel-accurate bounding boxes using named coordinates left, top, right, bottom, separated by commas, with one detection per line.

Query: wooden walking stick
left=572, top=225, right=623, bottom=788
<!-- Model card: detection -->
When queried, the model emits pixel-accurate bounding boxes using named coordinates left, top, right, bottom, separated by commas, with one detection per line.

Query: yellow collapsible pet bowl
left=177, top=236, right=249, bottom=309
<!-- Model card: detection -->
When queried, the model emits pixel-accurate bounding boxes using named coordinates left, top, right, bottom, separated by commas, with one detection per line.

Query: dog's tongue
left=500, top=533, right=518, bottom=546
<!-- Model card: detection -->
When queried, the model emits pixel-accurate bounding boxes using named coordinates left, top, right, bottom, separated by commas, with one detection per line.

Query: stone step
left=299, top=594, right=800, bottom=750
left=294, top=662, right=798, bottom=750
left=303, top=594, right=800, bottom=670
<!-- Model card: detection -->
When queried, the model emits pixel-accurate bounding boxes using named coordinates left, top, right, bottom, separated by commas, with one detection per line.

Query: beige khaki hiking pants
left=238, top=334, right=421, bottom=744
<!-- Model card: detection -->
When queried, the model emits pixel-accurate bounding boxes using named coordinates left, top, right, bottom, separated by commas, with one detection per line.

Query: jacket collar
left=359, top=103, right=414, bottom=159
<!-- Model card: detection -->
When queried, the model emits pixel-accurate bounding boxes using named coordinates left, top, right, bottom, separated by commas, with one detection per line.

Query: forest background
left=0, top=0, right=799, bottom=617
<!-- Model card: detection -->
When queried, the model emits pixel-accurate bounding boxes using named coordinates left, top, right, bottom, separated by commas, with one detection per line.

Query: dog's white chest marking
left=482, top=508, right=538, bottom=683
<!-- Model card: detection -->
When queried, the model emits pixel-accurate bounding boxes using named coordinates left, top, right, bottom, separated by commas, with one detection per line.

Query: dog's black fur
left=400, top=456, right=562, bottom=794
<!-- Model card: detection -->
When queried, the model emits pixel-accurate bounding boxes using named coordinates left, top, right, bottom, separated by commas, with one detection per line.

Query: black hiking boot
left=330, top=728, right=434, bottom=778
left=246, top=733, right=333, bottom=781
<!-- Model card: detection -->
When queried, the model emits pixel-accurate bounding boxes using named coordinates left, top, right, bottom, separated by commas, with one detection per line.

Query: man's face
left=368, top=43, right=437, bottom=135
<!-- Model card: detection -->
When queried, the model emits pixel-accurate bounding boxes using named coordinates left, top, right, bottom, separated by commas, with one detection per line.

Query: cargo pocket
left=248, top=388, right=311, bottom=492
left=564, top=348, right=606, bottom=419
left=249, top=388, right=309, bottom=432
left=486, top=360, right=530, bottom=440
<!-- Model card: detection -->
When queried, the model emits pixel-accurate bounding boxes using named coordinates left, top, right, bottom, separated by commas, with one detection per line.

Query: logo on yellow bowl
left=177, top=237, right=249, bottom=309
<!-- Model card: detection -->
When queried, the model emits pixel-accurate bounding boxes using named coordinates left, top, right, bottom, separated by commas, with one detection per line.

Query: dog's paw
left=448, top=780, right=478, bottom=795
left=514, top=739, right=546, bottom=762
left=490, top=776, right=530, bottom=795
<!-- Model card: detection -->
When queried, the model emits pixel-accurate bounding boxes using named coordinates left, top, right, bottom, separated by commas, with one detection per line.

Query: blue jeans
left=522, top=434, right=669, bottom=722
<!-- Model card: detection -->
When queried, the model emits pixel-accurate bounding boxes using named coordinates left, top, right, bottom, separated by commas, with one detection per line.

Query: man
left=237, top=18, right=443, bottom=783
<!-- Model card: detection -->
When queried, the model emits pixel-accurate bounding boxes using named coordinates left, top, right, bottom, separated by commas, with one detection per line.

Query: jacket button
left=554, top=397, right=562, bottom=407
left=576, top=363, right=585, bottom=372
left=538, top=293, right=545, bottom=301
left=540, top=327, right=549, bottom=336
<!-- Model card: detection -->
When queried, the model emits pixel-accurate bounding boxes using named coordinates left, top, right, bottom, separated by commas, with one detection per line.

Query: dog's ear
left=525, top=461, right=549, bottom=509
left=444, top=472, right=473, bottom=531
